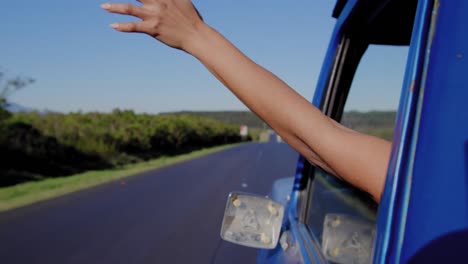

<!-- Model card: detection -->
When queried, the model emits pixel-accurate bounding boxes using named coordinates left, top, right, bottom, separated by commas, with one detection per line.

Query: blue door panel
left=401, top=0, right=468, bottom=262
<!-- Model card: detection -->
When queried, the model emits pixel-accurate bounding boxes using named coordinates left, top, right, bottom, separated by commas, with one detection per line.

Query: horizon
left=3, top=100, right=398, bottom=116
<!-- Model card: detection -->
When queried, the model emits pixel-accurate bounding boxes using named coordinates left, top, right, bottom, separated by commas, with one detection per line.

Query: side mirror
left=322, top=214, right=375, bottom=264
left=220, top=192, right=285, bottom=249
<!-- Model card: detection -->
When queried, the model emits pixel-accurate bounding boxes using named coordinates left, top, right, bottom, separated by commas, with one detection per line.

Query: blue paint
left=374, top=0, right=434, bottom=262
left=464, top=139, right=468, bottom=254
left=400, top=0, right=468, bottom=261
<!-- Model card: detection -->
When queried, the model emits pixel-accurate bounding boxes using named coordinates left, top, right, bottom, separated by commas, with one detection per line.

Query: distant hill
left=161, top=111, right=267, bottom=128
left=342, top=111, right=396, bottom=140
left=342, top=111, right=396, bottom=130
left=1, top=101, right=34, bottom=113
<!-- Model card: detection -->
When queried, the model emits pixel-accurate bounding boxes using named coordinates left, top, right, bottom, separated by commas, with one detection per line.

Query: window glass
left=306, top=44, right=409, bottom=263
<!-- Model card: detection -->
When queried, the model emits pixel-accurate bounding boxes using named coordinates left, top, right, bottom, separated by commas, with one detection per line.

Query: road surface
left=0, top=136, right=298, bottom=264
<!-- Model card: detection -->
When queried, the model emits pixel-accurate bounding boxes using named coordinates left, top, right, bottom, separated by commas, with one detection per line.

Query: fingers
left=110, top=21, right=148, bottom=33
left=101, top=3, right=148, bottom=19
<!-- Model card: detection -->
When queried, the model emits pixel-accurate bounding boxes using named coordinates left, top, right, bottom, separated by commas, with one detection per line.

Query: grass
left=0, top=143, right=241, bottom=212
left=259, top=130, right=271, bottom=142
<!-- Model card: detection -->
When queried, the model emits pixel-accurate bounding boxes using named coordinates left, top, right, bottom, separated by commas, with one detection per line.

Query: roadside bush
left=0, top=122, right=111, bottom=187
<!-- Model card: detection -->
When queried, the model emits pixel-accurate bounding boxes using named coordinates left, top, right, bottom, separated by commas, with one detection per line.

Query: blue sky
left=0, top=1, right=408, bottom=114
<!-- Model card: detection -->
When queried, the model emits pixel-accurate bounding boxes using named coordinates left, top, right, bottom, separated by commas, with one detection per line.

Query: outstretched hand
left=101, top=0, right=204, bottom=50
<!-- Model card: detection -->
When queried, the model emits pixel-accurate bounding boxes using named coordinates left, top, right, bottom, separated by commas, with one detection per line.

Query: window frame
left=289, top=1, right=420, bottom=263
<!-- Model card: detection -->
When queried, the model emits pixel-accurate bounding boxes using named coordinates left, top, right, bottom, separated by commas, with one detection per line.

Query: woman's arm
left=101, top=0, right=391, bottom=201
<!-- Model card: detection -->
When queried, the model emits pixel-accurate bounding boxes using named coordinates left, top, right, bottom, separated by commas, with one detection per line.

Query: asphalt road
left=0, top=135, right=298, bottom=264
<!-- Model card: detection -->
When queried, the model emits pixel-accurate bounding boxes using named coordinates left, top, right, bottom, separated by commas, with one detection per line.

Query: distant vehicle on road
left=220, top=0, right=468, bottom=263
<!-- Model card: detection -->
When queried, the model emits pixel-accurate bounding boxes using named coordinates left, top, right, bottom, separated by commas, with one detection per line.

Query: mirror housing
left=220, top=192, right=285, bottom=249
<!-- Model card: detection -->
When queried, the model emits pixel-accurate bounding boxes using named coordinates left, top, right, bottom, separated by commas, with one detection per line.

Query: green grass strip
left=0, top=143, right=241, bottom=212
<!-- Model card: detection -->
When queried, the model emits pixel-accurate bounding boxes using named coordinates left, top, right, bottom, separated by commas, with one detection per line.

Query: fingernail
left=110, top=23, right=119, bottom=29
left=101, top=3, right=111, bottom=9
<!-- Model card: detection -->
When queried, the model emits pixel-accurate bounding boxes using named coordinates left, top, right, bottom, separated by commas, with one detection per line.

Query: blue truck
left=220, top=0, right=468, bottom=263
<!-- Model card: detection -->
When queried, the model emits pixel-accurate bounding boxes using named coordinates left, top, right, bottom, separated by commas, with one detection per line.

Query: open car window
left=304, top=43, right=409, bottom=263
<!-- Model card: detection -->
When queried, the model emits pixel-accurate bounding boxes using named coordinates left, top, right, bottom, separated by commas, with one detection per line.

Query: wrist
left=182, top=22, right=216, bottom=57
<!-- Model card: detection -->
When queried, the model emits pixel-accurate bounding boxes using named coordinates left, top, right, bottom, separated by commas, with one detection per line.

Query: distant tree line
left=167, top=110, right=397, bottom=140
left=342, top=111, right=396, bottom=140
left=0, top=110, right=248, bottom=187
left=163, top=111, right=268, bottom=129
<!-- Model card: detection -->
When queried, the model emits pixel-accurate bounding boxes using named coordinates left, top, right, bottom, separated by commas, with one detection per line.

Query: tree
left=0, top=68, right=35, bottom=121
